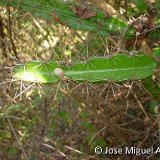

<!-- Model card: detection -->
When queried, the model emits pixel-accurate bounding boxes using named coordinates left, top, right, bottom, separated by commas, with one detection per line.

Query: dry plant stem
left=0, top=98, right=29, bottom=160
left=0, top=79, right=19, bottom=84
left=0, top=16, right=7, bottom=57
left=133, top=119, right=158, bottom=160
left=98, top=33, right=108, bottom=53
left=147, top=149, right=159, bottom=159
left=0, top=115, right=23, bottom=120
left=32, top=16, right=45, bottom=32
left=131, top=90, right=150, bottom=121
left=125, top=81, right=149, bottom=119
left=75, top=30, right=86, bottom=42
left=105, top=121, right=128, bottom=144
left=123, top=112, right=146, bottom=123
left=140, top=40, right=153, bottom=57
left=158, top=112, right=160, bottom=139
left=13, top=82, right=35, bottom=100
left=41, top=143, right=68, bottom=158
left=108, top=36, right=119, bottom=48
left=138, top=119, right=158, bottom=146
left=53, top=82, right=61, bottom=102
left=88, top=126, right=107, bottom=145
left=117, top=24, right=133, bottom=51
left=64, top=145, right=85, bottom=155
left=138, top=24, right=160, bottom=36
left=146, top=115, right=160, bottom=160
left=70, top=89, right=128, bottom=143
left=7, top=7, right=19, bottom=59
left=95, top=111, right=128, bottom=144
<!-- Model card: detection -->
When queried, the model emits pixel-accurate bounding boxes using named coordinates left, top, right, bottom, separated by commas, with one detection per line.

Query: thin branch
left=7, top=7, right=19, bottom=59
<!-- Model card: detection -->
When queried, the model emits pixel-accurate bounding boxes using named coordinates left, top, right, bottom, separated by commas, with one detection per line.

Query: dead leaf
left=51, top=13, right=64, bottom=25
left=71, top=6, right=96, bottom=19
left=51, top=13, right=60, bottom=22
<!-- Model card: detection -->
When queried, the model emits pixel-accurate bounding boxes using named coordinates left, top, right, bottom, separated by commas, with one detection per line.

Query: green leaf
left=149, top=101, right=159, bottom=114
left=134, top=0, right=147, bottom=13
left=57, top=111, right=73, bottom=125
left=7, top=147, right=17, bottom=157
left=7, top=104, right=22, bottom=113
left=90, top=137, right=106, bottom=149
left=156, top=0, right=160, bottom=10
left=153, top=47, right=160, bottom=57
left=57, top=111, right=68, bottom=119
left=148, top=28, right=160, bottom=40
left=143, top=76, right=160, bottom=99
left=13, top=54, right=157, bottom=83
left=81, top=121, right=93, bottom=129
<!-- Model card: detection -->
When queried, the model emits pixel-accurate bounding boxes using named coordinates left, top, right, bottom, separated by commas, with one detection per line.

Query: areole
left=54, top=68, right=64, bottom=78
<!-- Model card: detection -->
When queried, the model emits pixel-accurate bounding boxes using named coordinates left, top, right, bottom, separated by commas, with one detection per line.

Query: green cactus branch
left=14, top=54, right=157, bottom=83
left=0, top=0, right=135, bottom=39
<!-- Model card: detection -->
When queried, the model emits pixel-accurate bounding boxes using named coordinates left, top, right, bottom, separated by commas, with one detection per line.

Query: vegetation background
left=0, top=0, right=160, bottom=160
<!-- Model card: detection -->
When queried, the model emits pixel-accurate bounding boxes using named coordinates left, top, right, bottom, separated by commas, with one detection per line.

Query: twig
left=13, top=82, right=35, bottom=100
left=88, top=126, right=106, bottom=145
left=0, top=16, right=7, bottom=57
left=0, top=115, right=23, bottom=120
left=41, top=143, right=68, bottom=158
left=7, top=7, right=19, bottom=59
left=64, top=145, right=85, bottom=155
left=138, top=24, right=160, bottom=36
left=132, top=90, right=150, bottom=121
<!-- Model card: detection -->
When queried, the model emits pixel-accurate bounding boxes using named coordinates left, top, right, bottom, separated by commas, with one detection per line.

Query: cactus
left=14, top=54, right=157, bottom=83
left=1, top=1, right=157, bottom=84
left=0, top=0, right=135, bottom=39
